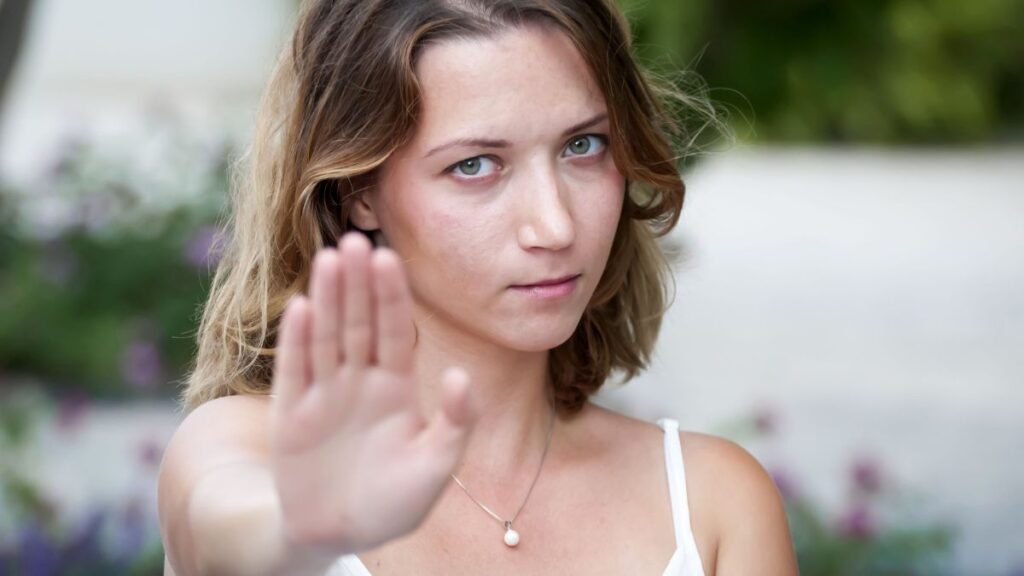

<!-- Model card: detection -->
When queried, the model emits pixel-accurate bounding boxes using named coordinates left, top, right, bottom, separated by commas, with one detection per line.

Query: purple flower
left=184, top=224, right=224, bottom=270
left=838, top=502, right=876, bottom=540
left=16, top=520, right=59, bottom=576
left=60, top=508, right=106, bottom=568
left=851, top=455, right=883, bottom=495
left=752, top=405, right=778, bottom=436
left=120, top=337, right=163, bottom=390
left=137, top=436, right=164, bottom=469
left=55, top=391, right=90, bottom=434
left=115, top=497, right=146, bottom=559
left=0, top=548, right=13, bottom=570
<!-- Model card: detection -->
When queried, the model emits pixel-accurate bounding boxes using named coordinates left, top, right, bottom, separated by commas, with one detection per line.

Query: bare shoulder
left=157, top=394, right=274, bottom=574
left=159, top=394, right=274, bottom=484
left=677, top=430, right=799, bottom=575
left=577, top=405, right=784, bottom=511
left=579, top=404, right=796, bottom=574
left=676, top=430, right=781, bottom=517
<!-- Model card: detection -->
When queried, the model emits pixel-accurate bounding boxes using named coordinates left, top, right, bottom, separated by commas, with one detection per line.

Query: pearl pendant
left=503, top=521, right=520, bottom=547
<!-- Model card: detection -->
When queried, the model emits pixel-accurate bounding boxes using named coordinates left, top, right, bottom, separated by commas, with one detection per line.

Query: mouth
left=510, top=274, right=581, bottom=299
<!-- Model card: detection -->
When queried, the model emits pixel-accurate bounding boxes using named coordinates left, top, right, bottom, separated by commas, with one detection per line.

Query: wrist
left=189, top=464, right=343, bottom=576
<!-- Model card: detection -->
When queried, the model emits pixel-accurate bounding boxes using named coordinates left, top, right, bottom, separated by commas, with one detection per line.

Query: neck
left=412, top=311, right=558, bottom=490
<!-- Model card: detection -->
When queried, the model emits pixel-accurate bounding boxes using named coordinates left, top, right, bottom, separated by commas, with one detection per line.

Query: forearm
left=182, top=463, right=343, bottom=576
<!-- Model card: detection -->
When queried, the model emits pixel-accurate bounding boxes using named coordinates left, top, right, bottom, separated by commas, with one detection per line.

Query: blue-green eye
left=448, top=156, right=499, bottom=179
left=457, top=158, right=481, bottom=175
left=564, top=134, right=607, bottom=157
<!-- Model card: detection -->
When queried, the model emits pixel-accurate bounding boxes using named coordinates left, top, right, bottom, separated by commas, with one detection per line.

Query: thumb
left=418, top=367, right=477, bottom=466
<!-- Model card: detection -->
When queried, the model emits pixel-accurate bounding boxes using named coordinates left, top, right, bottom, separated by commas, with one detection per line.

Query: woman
left=157, top=0, right=798, bottom=574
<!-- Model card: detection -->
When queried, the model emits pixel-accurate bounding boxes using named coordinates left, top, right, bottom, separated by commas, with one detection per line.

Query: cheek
left=596, top=185, right=624, bottom=228
left=388, top=199, right=501, bottom=293
left=579, top=169, right=625, bottom=244
left=428, top=212, right=491, bottom=282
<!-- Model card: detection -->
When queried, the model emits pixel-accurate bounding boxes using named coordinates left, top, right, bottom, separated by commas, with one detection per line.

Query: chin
left=495, top=315, right=583, bottom=353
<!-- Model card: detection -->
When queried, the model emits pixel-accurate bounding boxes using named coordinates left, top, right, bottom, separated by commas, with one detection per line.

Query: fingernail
left=342, top=231, right=368, bottom=251
left=444, top=367, right=469, bottom=387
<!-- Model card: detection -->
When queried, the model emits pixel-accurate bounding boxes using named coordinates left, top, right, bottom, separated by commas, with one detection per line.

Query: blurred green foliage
left=619, top=0, right=1024, bottom=143
left=0, top=131, right=228, bottom=399
left=787, top=499, right=954, bottom=575
left=0, top=222, right=204, bottom=397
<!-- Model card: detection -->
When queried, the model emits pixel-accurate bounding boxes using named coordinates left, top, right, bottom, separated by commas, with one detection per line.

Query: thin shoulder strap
left=656, top=417, right=693, bottom=549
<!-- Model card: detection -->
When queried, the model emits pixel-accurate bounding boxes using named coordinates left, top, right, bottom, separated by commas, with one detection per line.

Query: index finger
left=271, top=295, right=312, bottom=414
left=372, top=248, right=415, bottom=372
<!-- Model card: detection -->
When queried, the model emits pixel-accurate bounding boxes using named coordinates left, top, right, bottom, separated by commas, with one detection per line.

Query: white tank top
left=327, top=418, right=706, bottom=576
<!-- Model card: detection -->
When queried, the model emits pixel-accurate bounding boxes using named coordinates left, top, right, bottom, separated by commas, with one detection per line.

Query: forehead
left=410, top=25, right=607, bottom=147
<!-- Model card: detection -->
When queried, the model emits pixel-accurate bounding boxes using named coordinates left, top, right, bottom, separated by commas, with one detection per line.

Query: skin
left=158, top=23, right=798, bottom=576
left=349, top=22, right=624, bottom=480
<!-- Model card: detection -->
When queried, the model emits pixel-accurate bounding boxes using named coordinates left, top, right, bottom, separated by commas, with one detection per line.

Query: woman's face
left=363, top=24, right=625, bottom=352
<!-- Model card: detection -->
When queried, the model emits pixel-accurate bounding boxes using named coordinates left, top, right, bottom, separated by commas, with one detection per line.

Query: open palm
left=268, top=233, right=476, bottom=554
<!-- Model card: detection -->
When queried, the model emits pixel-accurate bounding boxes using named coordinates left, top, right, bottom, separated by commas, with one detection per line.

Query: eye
left=563, top=134, right=607, bottom=158
left=446, top=156, right=501, bottom=180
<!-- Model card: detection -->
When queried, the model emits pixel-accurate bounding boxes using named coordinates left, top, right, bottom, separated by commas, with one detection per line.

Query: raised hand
left=268, top=232, right=477, bottom=554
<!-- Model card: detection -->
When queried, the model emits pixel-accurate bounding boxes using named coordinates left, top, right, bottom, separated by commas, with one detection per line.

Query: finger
left=272, top=295, right=312, bottom=414
left=417, top=367, right=476, bottom=471
left=341, top=233, right=374, bottom=368
left=372, top=248, right=415, bottom=372
left=310, top=249, right=342, bottom=383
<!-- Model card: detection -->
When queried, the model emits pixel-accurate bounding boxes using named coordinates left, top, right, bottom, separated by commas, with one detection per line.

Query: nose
left=516, top=162, right=576, bottom=251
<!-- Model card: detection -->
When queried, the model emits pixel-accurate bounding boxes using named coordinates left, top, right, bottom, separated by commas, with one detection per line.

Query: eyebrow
left=561, top=112, right=609, bottom=139
left=424, top=137, right=510, bottom=159
left=423, top=112, right=609, bottom=158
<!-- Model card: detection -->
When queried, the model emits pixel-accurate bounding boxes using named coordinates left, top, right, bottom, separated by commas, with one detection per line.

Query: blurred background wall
left=0, top=0, right=1021, bottom=574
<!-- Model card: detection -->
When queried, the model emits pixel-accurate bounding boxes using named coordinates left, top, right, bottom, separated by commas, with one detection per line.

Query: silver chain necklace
left=449, top=404, right=556, bottom=548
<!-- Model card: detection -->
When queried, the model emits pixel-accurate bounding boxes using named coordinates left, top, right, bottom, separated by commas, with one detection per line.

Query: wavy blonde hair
left=183, top=0, right=714, bottom=415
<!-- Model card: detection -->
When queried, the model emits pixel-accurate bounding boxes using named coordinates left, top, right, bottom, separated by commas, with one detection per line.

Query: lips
left=509, top=273, right=580, bottom=300
left=512, top=274, right=581, bottom=288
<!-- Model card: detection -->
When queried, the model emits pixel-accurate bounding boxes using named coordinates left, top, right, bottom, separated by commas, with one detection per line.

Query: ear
left=348, top=193, right=380, bottom=231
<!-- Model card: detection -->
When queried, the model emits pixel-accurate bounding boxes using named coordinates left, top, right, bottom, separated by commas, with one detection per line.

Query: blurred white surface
left=597, top=147, right=1024, bottom=573
left=0, top=0, right=293, bottom=183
